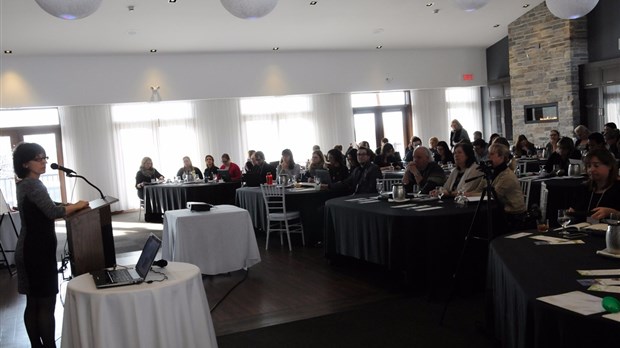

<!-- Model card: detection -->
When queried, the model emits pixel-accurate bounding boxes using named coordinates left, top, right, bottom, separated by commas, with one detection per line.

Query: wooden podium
left=65, top=196, right=118, bottom=276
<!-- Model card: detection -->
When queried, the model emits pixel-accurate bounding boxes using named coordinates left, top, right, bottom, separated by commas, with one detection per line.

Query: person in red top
left=219, top=153, right=242, bottom=181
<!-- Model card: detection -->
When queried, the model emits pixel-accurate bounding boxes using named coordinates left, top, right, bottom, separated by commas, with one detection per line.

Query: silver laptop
left=91, top=234, right=161, bottom=289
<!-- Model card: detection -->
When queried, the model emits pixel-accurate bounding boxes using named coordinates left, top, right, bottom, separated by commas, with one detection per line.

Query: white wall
left=1, top=48, right=487, bottom=108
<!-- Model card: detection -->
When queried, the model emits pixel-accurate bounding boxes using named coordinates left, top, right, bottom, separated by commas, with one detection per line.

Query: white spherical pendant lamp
left=220, top=0, right=279, bottom=19
left=545, top=0, right=599, bottom=20
left=452, top=0, right=490, bottom=12
left=34, top=0, right=102, bottom=20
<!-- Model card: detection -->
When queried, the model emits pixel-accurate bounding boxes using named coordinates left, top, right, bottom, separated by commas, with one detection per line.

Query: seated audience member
left=428, top=137, right=439, bottom=157
left=450, top=119, right=470, bottom=148
left=492, top=137, right=516, bottom=171
left=327, top=147, right=382, bottom=194
left=334, top=144, right=344, bottom=154
left=376, top=137, right=389, bottom=156
left=326, top=149, right=349, bottom=183
left=544, top=137, right=582, bottom=174
left=248, top=151, right=277, bottom=183
left=434, top=141, right=454, bottom=165
left=513, top=134, right=536, bottom=158
left=346, top=148, right=361, bottom=171
left=176, top=156, right=203, bottom=180
left=473, top=138, right=488, bottom=162
left=374, top=143, right=401, bottom=169
left=437, top=143, right=484, bottom=197
left=588, top=132, right=606, bottom=151
left=277, top=148, right=301, bottom=179
left=488, top=133, right=500, bottom=146
left=203, top=155, right=219, bottom=181
left=358, top=141, right=376, bottom=161
left=244, top=150, right=256, bottom=173
left=135, top=157, right=164, bottom=199
left=302, top=150, right=326, bottom=182
left=220, top=153, right=242, bottom=181
left=569, top=148, right=620, bottom=222
left=473, top=131, right=483, bottom=141
left=478, top=143, right=526, bottom=228
left=545, top=130, right=560, bottom=157
left=603, top=122, right=617, bottom=135
left=404, top=136, right=423, bottom=162
left=604, top=129, right=620, bottom=158
left=574, top=125, right=591, bottom=151
left=402, top=146, right=446, bottom=194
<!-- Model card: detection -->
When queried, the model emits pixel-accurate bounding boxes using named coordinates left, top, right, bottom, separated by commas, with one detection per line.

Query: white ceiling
left=0, top=0, right=544, bottom=56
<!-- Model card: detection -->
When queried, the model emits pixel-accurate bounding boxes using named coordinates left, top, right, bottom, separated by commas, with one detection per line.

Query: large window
left=240, top=96, right=316, bottom=164
left=351, top=91, right=411, bottom=155
left=0, top=108, right=63, bottom=207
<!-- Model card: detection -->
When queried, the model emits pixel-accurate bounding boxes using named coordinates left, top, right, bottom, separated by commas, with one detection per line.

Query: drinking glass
left=412, top=184, right=419, bottom=197
left=182, top=173, right=188, bottom=183
left=376, top=182, right=384, bottom=196
left=437, top=187, right=445, bottom=203
left=536, top=218, right=549, bottom=233
left=557, top=209, right=571, bottom=236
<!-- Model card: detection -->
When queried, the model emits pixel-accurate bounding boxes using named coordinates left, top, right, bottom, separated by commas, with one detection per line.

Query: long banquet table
left=144, top=181, right=241, bottom=222
left=162, top=205, right=261, bottom=275
left=61, top=262, right=218, bottom=348
left=488, top=232, right=620, bottom=348
left=235, top=186, right=346, bottom=244
left=324, top=194, right=499, bottom=290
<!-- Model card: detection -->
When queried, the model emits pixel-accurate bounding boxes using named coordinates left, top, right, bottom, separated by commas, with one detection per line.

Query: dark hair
left=604, top=122, right=617, bottom=130
left=205, top=154, right=214, bottom=162
left=327, top=149, right=346, bottom=168
left=347, top=148, right=360, bottom=168
left=472, top=138, right=486, bottom=148
left=310, top=150, right=325, bottom=170
left=412, top=136, right=422, bottom=144
left=604, top=129, right=620, bottom=141
left=493, top=137, right=510, bottom=148
left=489, top=133, right=500, bottom=144
left=13, top=142, right=46, bottom=179
left=381, top=143, right=394, bottom=156
left=550, top=129, right=560, bottom=137
left=357, top=146, right=370, bottom=156
left=221, top=153, right=231, bottom=161
left=436, top=141, right=453, bottom=161
left=454, top=143, right=476, bottom=168
left=588, top=132, right=605, bottom=146
left=254, top=151, right=265, bottom=161
left=585, top=148, right=618, bottom=190
left=281, top=149, right=295, bottom=170
left=557, top=137, right=575, bottom=151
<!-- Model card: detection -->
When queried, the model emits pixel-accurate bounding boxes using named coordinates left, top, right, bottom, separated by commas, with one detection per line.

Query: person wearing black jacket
left=248, top=151, right=277, bottom=184
left=327, top=147, right=381, bottom=194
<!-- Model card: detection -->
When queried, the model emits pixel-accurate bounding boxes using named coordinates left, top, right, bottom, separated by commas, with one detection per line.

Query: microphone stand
left=67, top=173, right=105, bottom=199
left=439, top=162, right=498, bottom=325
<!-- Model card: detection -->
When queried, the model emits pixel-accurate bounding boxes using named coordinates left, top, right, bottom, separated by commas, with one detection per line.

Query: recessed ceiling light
left=493, top=24, right=500, bottom=28
left=426, top=2, right=434, bottom=7
left=310, top=1, right=317, bottom=5
left=169, top=0, right=177, bottom=3
left=4, top=50, right=13, bottom=54
left=272, top=47, right=279, bottom=51
left=376, top=45, right=383, bottom=49
left=522, top=4, right=530, bottom=8
left=150, top=49, right=157, bottom=53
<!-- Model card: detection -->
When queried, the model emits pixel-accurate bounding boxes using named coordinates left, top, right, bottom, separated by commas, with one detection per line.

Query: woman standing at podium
left=13, top=142, right=89, bottom=348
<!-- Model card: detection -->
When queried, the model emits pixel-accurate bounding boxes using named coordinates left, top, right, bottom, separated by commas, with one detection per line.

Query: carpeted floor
left=217, top=294, right=497, bottom=348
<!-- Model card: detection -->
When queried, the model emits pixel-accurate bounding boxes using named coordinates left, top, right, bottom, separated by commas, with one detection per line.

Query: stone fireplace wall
left=508, top=2, right=588, bottom=147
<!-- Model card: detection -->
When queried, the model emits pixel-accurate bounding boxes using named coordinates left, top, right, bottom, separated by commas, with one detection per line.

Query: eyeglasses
left=32, top=156, right=49, bottom=162
left=357, top=153, right=368, bottom=157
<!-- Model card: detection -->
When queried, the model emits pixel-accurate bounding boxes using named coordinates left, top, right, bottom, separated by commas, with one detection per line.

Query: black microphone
left=153, top=259, right=168, bottom=268
left=51, top=163, right=76, bottom=175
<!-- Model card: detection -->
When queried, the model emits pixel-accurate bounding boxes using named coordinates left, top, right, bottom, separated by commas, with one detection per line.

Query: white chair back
left=376, top=178, right=402, bottom=193
left=540, top=181, right=548, bottom=220
left=518, top=177, right=532, bottom=208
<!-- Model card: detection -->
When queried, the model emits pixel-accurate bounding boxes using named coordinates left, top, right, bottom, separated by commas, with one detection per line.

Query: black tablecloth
left=144, top=182, right=241, bottom=222
left=324, top=194, right=500, bottom=291
left=235, top=186, right=345, bottom=243
left=488, top=233, right=620, bottom=348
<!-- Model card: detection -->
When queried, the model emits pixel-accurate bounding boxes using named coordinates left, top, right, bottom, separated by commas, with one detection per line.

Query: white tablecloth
left=0, top=211, right=20, bottom=265
left=163, top=205, right=261, bottom=275
left=61, top=262, right=218, bottom=348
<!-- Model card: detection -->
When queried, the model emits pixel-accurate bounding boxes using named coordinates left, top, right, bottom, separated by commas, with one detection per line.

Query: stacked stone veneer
left=508, top=2, right=588, bottom=147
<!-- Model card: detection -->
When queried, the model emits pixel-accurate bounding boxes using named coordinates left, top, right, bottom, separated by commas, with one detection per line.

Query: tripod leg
left=439, top=189, right=487, bottom=325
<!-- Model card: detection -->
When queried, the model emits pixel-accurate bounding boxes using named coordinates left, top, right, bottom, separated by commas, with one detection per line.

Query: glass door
left=382, top=111, right=406, bottom=155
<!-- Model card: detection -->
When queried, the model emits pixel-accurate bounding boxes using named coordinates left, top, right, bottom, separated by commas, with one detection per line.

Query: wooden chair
left=260, top=184, right=304, bottom=251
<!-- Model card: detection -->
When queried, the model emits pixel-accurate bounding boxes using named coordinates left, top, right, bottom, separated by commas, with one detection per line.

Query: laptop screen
left=218, top=169, right=231, bottom=182
left=134, top=234, right=161, bottom=278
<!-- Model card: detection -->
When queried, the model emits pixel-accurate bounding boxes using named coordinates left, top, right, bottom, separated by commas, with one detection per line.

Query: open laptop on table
left=217, top=169, right=232, bottom=182
left=91, top=234, right=161, bottom=289
left=313, top=169, right=332, bottom=185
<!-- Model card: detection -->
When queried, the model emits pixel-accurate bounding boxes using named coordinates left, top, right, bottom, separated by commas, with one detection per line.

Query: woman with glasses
left=13, top=143, right=89, bottom=347
left=135, top=157, right=164, bottom=199
left=219, top=153, right=242, bottom=181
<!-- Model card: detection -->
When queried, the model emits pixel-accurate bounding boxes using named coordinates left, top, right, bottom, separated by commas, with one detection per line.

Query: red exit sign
left=462, top=74, right=474, bottom=81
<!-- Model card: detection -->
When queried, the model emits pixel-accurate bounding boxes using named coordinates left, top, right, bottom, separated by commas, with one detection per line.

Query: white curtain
left=193, top=99, right=245, bottom=168
left=311, top=93, right=355, bottom=152
left=411, top=87, right=482, bottom=146
left=59, top=105, right=119, bottom=205
left=604, top=85, right=620, bottom=127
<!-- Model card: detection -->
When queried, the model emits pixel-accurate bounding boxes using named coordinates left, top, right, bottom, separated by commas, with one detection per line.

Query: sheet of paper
left=577, top=269, right=620, bottom=276
left=358, top=199, right=380, bottom=204
left=536, top=291, right=605, bottom=316
left=345, top=198, right=366, bottom=202
left=596, top=278, right=620, bottom=286
left=391, top=203, right=417, bottom=209
left=414, top=206, right=443, bottom=212
left=587, top=284, right=620, bottom=294
left=505, top=232, right=532, bottom=239
left=603, top=312, right=620, bottom=322
left=406, top=205, right=430, bottom=210
left=530, top=235, right=584, bottom=245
